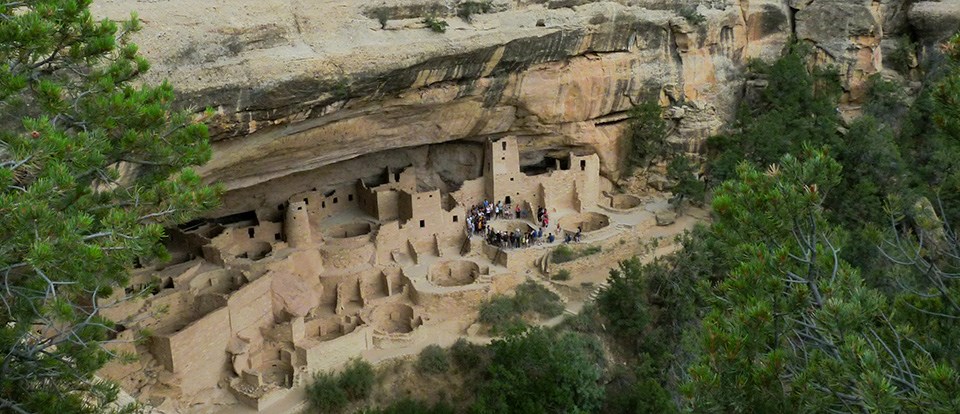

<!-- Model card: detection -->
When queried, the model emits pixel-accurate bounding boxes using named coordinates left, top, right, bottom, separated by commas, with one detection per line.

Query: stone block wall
left=152, top=306, right=231, bottom=395
left=290, top=182, right=360, bottom=222
left=227, top=275, right=274, bottom=340
left=297, top=326, right=372, bottom=373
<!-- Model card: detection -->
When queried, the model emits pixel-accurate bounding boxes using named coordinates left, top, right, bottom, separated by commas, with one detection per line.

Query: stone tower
left=284, top=200, right=312, bottom=248
left=484, top=136, right=522, bottom=204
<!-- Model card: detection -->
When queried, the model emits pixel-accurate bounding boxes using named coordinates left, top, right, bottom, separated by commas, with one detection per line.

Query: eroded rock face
left=89, top=0, right=958, bottom=215
left=795, top=0, right=883, bottom=101
left=910, top=1, right=960, bottom=48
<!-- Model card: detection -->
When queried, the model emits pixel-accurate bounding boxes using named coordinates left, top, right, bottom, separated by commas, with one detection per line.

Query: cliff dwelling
left=5, top=0, right=956, bottom=412
left=96, top=136, right=687, bottom=410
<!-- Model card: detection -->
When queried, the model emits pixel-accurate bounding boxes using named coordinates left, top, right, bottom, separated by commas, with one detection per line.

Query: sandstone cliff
left=90, top=0, right=958, bottom=217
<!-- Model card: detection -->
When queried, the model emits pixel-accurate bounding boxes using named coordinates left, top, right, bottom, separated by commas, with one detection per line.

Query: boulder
left=909, top=1, right=960, bottom=47
left=655, top=210, right=678, bottom=226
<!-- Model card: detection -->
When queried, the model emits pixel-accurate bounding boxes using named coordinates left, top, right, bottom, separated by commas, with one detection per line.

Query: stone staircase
left=588, top=280, right=610, bottom=302
left=534, top=250, right=552, bottom=276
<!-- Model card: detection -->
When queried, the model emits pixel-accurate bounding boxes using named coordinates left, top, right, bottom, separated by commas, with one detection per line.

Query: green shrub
left=478, top=295, right=516, bottom=325
left=457, top=1, right=491, bottom=22
left=581, top=245, right=602, bottom=256
left=306, top=371, right=348, bottom=413
left=305, top=358, right=373, bottom=412
left=552, top=269, right=572, bottom=281
left=603, top=364, right=678, bottom=414
left=478, top=281, right=564, bottom=333
left=450, top=337, right=488, bottom=371
left=422, top=16, right=448, bottom=33
left=552, top=244, right=576, bottom=263
left=472, top=328, right=604, bottom=413
left=558, top=303, right=601, bottom=334
left=478, top=295, right=526, bottom=334
left=364, top=398, right=456, bottom=414
left=371, top=7, right=391, bottom=29
left=417, top=344, right=450, bottom=374
left=514, top=280, right=564, bottom=318
left=678, top=6, right=706, bottom=25
left=553, top=244, right=601, bottom=264
left=338, top=357, right=374, bottom=401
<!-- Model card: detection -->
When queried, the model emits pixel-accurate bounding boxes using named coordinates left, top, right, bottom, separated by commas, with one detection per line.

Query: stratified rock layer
left=90, top=0, right=956, bottom=215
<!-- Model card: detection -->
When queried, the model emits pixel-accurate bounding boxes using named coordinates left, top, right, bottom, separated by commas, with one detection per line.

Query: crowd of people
left=463, top=199, right=582, bottom=249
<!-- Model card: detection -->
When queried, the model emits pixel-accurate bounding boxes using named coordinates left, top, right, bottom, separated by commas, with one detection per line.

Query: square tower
left=484, top=137, right=522, bottom=203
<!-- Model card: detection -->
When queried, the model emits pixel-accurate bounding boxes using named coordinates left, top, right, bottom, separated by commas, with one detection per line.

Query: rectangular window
left=321, top=201, right=326, bottom=209
left=274, top=233, right=282, bottom=241
left=333, top=197, right=338, bottom=204
left=303, top=197, right=309, bottom=205
left=348, top=194, right=354, bottom=201
left=580, top=160, right=586, bottom=171
left=420, top=220, right=426, bottom=228
left=248, top=228, right=255, bottom=238
left=502, top=142, right=507, bottom=151
left=453, top=215, right=459, bottom=222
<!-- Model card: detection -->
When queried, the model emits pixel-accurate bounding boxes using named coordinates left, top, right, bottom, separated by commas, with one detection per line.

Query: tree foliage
left=472, top=328, right=604, bottom=414
left=707, top=44, right=841, bottom=185
left=306, top=371, right=349, bottom=413
left=687, top=150, right=960, bottom=413
left=338, top=357, right=375, bottom=401
left=417, top=344, right=450, bottom=374
left=666, top=155, right=705, bottom=205
left=0, top=1, right=217, bottom=412
left=625, top=101, right=668, bottom=172
left=306, top=358, right=376, bottom=413
left=360, top=398, right=456, bottom=414
left=477, top=280, right=563, bottom=335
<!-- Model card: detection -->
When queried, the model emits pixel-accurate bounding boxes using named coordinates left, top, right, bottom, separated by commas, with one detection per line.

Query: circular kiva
left=558, top=212, right=610, bottom=233
left=428, top=260, right=480, bottom=287
left=369, top=303, right=417, bottom=334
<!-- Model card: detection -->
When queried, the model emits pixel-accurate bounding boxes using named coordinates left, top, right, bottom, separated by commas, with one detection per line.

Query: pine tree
left=686, top=149, right=959, bottom=412
left=472, top=328, right=604, bottom=414
left=706, top=43, right=842, bottom=185
left=0, top=2, right=218, bottom=412
left=625, top=100, right=668, bottom=172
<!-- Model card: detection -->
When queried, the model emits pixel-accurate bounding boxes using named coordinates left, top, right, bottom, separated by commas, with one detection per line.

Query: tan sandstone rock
left=84, top=1, right=958, bottom=216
